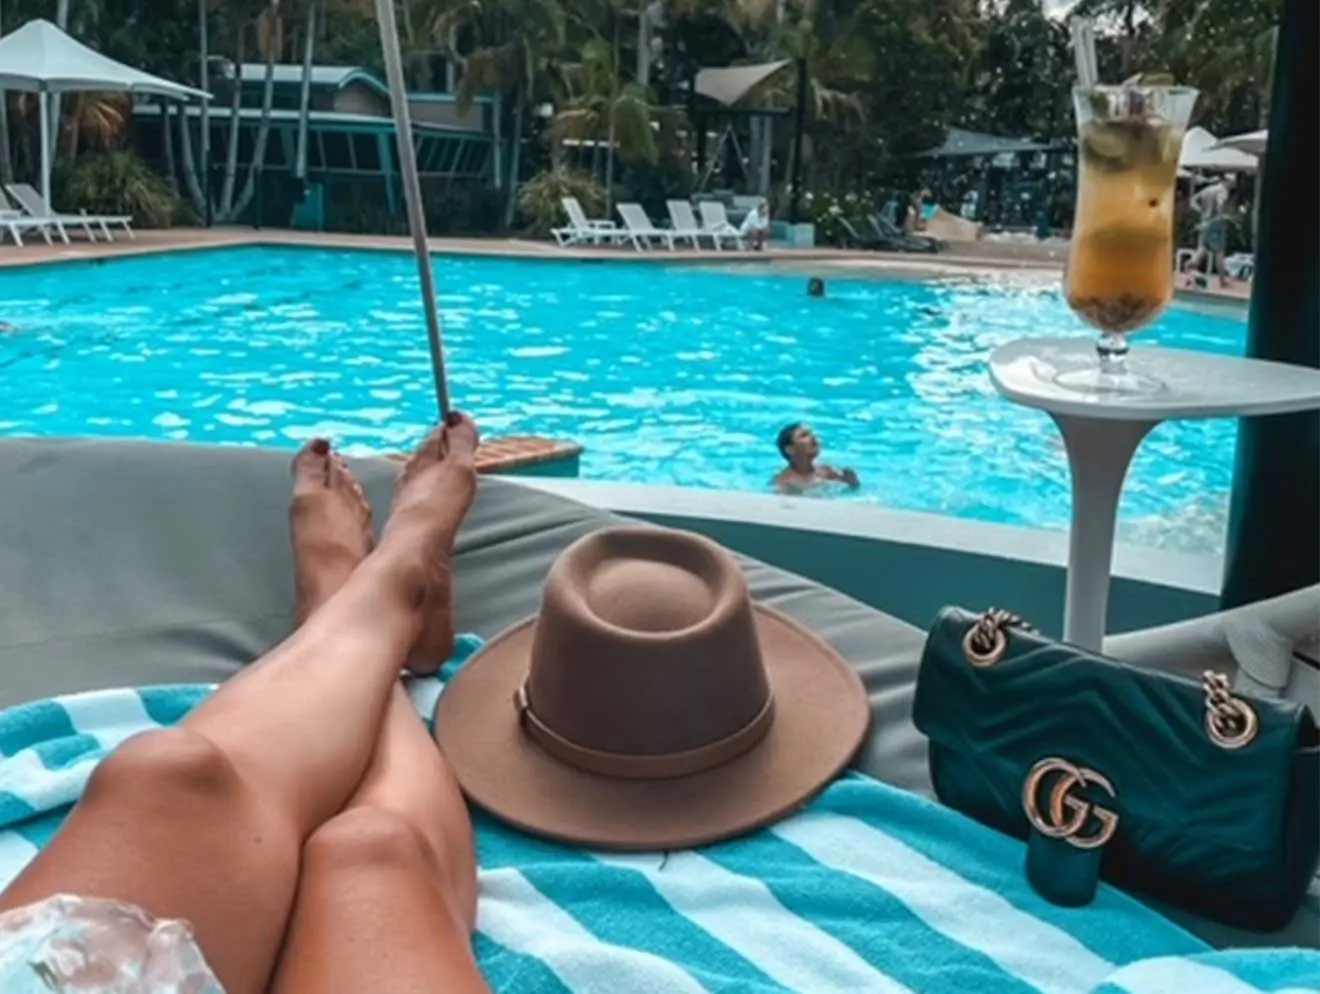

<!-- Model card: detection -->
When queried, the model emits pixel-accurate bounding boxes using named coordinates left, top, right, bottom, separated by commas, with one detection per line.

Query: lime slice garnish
left=1083, top=126, right=1129, bottom=161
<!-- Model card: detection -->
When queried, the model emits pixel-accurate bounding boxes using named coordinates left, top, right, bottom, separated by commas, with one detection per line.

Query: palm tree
left=50, top=0, right=72, bottom=160
left=198, top=0, right=211, bottom=222
left=227, top=0, right=281, bottom=219
left=0, top=0, right=12, bottom=185
left=173, top=0, right=280, bottom=222
left=1155, top=0, right=1278, bottom=129
left=549, top=33, right=673, bottom=209
left=421, top=0, right=568, bottom=227
left=293, top=0, right=321, bottom=181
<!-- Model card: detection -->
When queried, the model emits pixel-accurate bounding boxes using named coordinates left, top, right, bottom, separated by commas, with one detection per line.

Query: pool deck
left=0, top=227, right=1252, bottom=306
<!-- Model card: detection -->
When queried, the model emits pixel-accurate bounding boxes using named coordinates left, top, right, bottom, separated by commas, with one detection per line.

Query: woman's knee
left=303, top=808, right=438, bottom=877
left=84, top=728, right=245, bottom=811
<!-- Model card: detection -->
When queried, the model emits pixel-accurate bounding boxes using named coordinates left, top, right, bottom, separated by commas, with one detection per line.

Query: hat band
left=514, top=682, right=775, bottom=781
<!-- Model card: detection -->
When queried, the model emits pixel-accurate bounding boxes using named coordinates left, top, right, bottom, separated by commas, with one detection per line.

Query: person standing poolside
left=905, top=188, right=932, bottom=234
left=1190, top=175, right=1234, bottom=288
left=773, top=422, right=860, bottom=495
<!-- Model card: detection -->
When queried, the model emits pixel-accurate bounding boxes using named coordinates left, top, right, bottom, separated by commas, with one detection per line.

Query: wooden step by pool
left=389, top=436, right=582, bottom=479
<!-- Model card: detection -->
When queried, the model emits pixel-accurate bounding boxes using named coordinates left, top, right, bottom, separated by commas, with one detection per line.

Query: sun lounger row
left=0, top=182, right=134, bottom=248
left=553, top=197, right=746, bottom=251
left=839, top=214, right=945, bottom=254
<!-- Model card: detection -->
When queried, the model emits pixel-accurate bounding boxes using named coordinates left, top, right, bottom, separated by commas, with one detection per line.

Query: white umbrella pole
left=38, top=92, right=51, bottom=212
left=374, top=0, right=451, bottom=417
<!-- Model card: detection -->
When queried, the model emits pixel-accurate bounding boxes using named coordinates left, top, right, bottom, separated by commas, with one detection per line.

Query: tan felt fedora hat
left=434, top=526, right=870, bottom=851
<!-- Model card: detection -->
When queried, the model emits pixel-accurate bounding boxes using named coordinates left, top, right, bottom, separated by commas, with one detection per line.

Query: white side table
left=989, top=337, right=1320, bottom=651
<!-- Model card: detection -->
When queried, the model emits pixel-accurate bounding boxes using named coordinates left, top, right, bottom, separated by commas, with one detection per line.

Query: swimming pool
left=0, top=246, right=1245, bottom=553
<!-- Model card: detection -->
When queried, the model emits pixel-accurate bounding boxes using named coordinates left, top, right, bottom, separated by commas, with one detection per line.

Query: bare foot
left=380, top=413, right=479, bottom=675
left=291, top=439, right=373, bottom=624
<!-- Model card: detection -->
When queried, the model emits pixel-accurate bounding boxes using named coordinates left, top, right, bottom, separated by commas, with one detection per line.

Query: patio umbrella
left=1212, top=129, right=1270, bottom=158
left=0, top=19, right=208, bottom=212
left=373, top=0, right=451, bottom=417
left=1179, top=126, right=1259, bottom=172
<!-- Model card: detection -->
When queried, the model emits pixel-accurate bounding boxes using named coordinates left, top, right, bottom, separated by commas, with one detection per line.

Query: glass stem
left=1096, top=332, right=1128, bottom=376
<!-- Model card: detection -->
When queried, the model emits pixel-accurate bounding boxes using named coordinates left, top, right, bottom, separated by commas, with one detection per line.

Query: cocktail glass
left=1058, top=84, right=1198, bottom=393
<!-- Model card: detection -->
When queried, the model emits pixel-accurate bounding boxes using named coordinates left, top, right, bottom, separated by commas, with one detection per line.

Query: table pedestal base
left=1053, top=414, right=1157, bottom=650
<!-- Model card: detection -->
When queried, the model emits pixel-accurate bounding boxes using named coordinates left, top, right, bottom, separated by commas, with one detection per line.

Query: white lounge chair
left=552, top=197, right=625, bottom=247
left=1226, top=252, right=1255, bottom=280
left=0, top=189, right=56, bottom=247
left=665, top=200, right=712, bottom=250
left=5, top=183, right=134, bottom=243
left=0, top=213, right=55, bottom=248
left=1106, top=583, right=1318, bottom=708
left=696, top=201, right=746, bottom=250
left=616, top=203, right=675, bottom=250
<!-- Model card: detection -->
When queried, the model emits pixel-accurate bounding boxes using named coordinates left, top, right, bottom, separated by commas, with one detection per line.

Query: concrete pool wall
left=513, top=478, right=1221, bottom=636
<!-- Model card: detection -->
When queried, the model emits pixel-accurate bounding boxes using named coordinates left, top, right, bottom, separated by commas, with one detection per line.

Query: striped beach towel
left=0, top=637, right=1315, bottom=994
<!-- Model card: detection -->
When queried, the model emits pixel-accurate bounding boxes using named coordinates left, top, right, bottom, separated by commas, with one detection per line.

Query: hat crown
left=526, top=528, right=771, bottom=761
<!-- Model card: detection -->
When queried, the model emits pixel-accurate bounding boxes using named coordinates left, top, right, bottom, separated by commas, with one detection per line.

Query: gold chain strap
left=962, top=608, right=1035, bottom=667
left=961, top=614, right=1260, bottom=750
left=1202, top=671, right=1259, bottom=750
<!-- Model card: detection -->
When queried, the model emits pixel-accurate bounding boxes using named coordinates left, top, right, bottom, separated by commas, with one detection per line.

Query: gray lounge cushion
left=0, top=438, right=929, bottom=794
left=0, top=438, right=1312, bottom=949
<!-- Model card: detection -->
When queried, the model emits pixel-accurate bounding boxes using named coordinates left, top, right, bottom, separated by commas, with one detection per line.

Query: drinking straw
left=375, top=0, right=451, bottom=418
left=1070, top=17, right=1099, bottom=88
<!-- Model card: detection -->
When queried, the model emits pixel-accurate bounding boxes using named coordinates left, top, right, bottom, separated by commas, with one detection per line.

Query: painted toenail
left=445, top=411, right=463, bottom=426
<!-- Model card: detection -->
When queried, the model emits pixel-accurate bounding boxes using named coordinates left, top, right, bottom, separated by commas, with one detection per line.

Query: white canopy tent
left=1213, top=129, right=1269, bottom=158
left=1179, top=126, right=1259, bottom=173
left=694, top=61, right=791, bottom=107
left=0, top=18, right=209, bottom=210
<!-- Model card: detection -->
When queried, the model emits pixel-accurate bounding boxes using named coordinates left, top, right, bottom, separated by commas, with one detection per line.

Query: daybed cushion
left=0, top=438, right=928, bottom=793
left=0, top=438, right=1313, bottom=950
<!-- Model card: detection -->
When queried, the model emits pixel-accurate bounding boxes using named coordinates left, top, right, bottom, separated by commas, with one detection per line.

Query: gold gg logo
left=1021, top=758, right=1119, bottom=850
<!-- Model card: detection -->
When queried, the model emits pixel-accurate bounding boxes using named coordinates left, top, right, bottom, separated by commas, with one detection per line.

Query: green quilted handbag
left=913, top=606, right=1320, bottom=931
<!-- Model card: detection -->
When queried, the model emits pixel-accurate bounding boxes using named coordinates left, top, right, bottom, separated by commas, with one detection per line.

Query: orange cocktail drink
left=1060, top=84, right=1198, bottom=392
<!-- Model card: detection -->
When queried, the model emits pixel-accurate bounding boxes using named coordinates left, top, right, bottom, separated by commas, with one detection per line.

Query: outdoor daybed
left=0, top=438, right=1314, bottom=961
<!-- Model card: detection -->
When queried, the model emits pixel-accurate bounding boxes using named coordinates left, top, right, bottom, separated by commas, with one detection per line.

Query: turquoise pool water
left=0, top=246, right=1245, bottom=552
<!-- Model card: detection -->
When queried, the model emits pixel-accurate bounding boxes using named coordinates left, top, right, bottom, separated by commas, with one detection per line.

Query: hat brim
left=433, top=604, right=871, bottom=851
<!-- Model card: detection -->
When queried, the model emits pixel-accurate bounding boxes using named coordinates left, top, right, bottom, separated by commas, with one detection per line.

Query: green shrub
left=423, top=182, right=504, bottom=235
left=516, top=169, right=605, bottom=236
left=61, top=151, right=184, bottom=229
left=803, top=189, right=880, bottom=246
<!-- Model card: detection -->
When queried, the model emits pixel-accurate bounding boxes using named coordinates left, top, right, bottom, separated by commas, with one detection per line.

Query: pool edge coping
left=0, top=232, right=1251, bottom=314
left=508, top=478, right=1223, bottom=595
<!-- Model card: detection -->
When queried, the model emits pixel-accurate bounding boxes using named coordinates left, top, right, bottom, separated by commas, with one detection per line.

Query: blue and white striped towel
left=0, top=636, right=1315, bottom=994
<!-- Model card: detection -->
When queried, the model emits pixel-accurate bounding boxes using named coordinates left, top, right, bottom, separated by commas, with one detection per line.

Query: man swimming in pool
left=773, top=422, right=860, bottom=495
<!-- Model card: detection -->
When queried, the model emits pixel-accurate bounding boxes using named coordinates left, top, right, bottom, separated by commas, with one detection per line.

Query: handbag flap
left=914, top=606, right=1318, bottom=851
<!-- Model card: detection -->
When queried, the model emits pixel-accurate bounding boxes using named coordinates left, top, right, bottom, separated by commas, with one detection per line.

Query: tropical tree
left=227, top=0, right=280, bottom=219
left=960, top=0, right=1071, bottom=141
left=1152, top=0, right=1280, bottom=130
left=549, top=31, right=683, bottom=209
left=0, top=0, right=13, bottom=184
left=422, top=0, right=568, bottom=226
left=50, top=0, right=72, bottom=160
left=292, top=0, right=320, bottom=182
left=170, top=0, right=280, bottom=222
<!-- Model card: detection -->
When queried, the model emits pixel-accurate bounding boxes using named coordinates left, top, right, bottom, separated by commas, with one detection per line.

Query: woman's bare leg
left=0, top=417, right=479, bottom=994
left=269, top=687, right=487, bottom=994
left=270, top=459, right=485, bottom=993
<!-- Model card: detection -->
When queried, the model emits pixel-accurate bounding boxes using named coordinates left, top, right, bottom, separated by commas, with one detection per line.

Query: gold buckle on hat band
left=514, top=682, right=776, bottom=781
